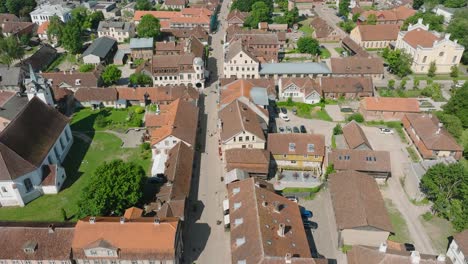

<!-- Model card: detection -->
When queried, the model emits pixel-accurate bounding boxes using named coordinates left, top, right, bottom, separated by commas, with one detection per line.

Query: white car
left=380, top=128, right=394, bottom=134
left=279, top=113, right=290, bottom=122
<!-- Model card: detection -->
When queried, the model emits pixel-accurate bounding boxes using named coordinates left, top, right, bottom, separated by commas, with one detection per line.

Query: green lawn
left=385, top=199, right=413, bottom=243
left=406, top=146, right=420, bottom=162
left=334, top=47, right=345, bottom=54
left=413, top=74, right=468, bottom=81
left=420, top=215, right=455, bottom=253
left=71, top=106, right=144, bottom=132
left=377, top=88, right=422, bottom=98
left=0, top=132, right=151, bottom=222
left=45, top=53, right=67, bottom=72
left=320, top=47, right=331, bottom=59
left=277, top=101, right=333, bottom=121
left=298, top=18, right=314, bottom=36
left=282, top=186, right=322, bottom=200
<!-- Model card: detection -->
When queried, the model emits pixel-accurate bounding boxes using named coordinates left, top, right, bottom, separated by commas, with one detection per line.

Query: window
left=291, top=160, right=296, bottom=164
left=245, top=136, right=250, bottom=141
left=233, top=187, right=240, bottom=194
left=234, top=202, right=242, bottom=209
left=239, top=136, right=243, bottom=142
left=24, top=178, right=33, bottom=193
left=235, top=218, right=244, bottom=225
left=422, top=56, right=427, bottom=63
left=90, top=250, right=97, bottom=256
left=452, top=56, right=457, bottom=63
left=236, top=237, right=246, bottom=246
left=307, top=144, right=315, bottom=152
left=289, top=143, right=296, bottom=151
left=252, top=136, right=255, bottom=141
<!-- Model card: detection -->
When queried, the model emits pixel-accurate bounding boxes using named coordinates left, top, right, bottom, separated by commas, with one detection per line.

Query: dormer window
left=75, top=79, right=81, bottom=85
left=234, top=202, right=242, bottom=210
left=307, top=144, right=315, bottom=152
left=233, top=187, right=240, bottom=195
left=23, top=241, right=38, bottom=254
left=288, top=143, right=295, bottom=151
left=236, top=237, right=246, bottom=247
left=234, top=218, right=244, bottom=226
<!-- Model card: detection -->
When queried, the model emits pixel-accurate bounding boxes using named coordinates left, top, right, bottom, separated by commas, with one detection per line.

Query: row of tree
left=0, top=0, right=36, bottom=18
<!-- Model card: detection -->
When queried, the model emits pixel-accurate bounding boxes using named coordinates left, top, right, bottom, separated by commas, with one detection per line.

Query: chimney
left=273, top=202, right=282, bottom=213
left=436, top=255, right=446, bottom=262
left=284, top=253, right=292, bottom=264
left=410, top=251, right=421, bottom=264
left=120, top=217, right=125, bottom=224
left=277, top=223, right=285, bottom=237
left=154, top=217, right=160, bottom=225
left=48, top=224, right=55, bottom=234
left=445, top=33, right=451, bottom=40
left=436, top=122, right=443, bottom=134
left=262, top=201, right=268, bottom=207
left=89, top=217, right=96, bottom=224
left=378, top=242, right=387, bottom=253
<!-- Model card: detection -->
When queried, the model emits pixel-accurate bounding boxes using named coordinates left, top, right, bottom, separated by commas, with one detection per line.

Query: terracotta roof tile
left=267, top=133, right=325, bottom=157
left=42, top=68, right=102, bottom=90
left=74, top=88, right=117, bottom=102
left=219, top=100, right=266, bottom=142
left=402, top=28, right=441, bottom=48
left=356, top=24, right=400, bottom=41
left=220, top=78, right=276, bottom=106
left=361, top=97, right=420, bottom=112
left=321, top=77, right=373, bottom=94
left=330, top=149, right=391, bottom=173
left=347, top=245, right=451, bottom=264
left=280, top=77, right=322, bottom=97
left=227, top=10, right=249, bottom=23
left=163, top=141, right=194, bottom=199
left=225, top=148, right=270, bottom=174
left=342, top=120, right=372, bottom=149
left=331, top=57, right=383, bottom=74
left=2, top=21, right=34, bottom=35
left=454, top=230, right=468, bottom=254
left=329, top=171, right=393, bottom=232
left=116, top=86, right=199, bottom=103
left=310, top=17, right=335, bottom=38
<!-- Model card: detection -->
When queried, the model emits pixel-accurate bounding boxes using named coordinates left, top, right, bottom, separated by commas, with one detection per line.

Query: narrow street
left=182, top=0, right=232, bottom=263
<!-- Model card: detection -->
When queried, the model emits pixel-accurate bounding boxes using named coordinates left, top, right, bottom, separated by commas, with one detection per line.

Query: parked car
left=293, top=126, right=300, bottom=133
left=280, top=113, right=290, bottom=121
left=278, top=126, right=285, bottom=133
left=148, top=176, right=166, bottom=183
left=379, top=128, right=394, bottom=134
left=404, top=243, right=415, bottom=251
left=303, top=220, right=318, bottom=229
left=300, top=207, right=313, bottom=218
left=286, top=126, right=292, bottom=133
left=285, top=195, right=298, bottom=203
left=281, top=107, right=288, bottom=114
left=300, top=125, right=307, bottom=133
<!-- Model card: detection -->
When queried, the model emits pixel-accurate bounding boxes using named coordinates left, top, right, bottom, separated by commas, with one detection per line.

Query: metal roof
left=82, top=37, right=116, bottom=58
left=250, top=87, right=269, bottom=106
left=259, top=62, right=331, bottom=75
left=130, top=38, right=154, bottom=49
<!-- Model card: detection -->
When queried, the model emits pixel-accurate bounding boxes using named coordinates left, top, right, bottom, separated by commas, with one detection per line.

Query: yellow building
left=267, top=133, right=325, bottom=175
left=350, top=24, right=399, bottom=49
left=395, top=19, right=465, bottom=74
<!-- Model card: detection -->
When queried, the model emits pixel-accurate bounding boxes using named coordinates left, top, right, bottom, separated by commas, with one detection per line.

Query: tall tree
left=447, top=9, right=468, bottom=64
left=338, top=0, right=350, bottom=17
left=443, top=0, right=466, bottom=8
left=382, top=48, right=412, bottom=78
left=129, top=73, right=153, bottom=86
left=77, top=160, right=145, bottom=217
left=402, top=12, right=445, bottom=32
left=443, top=83, right=468, bottom=127
left=297, top=37, right=320, bottom=55
left=136, top=14, right=161, bottom=38
left=245, top=1, right=270, bottom=27
left=85, top=11, right=105, bottom=30
left=102, top=65, right=122, bottom=86
left=61, top=20, right=82, bottom=54
left=135, top=0, right=153, bottom=10
left=427, top=61, right=437, bottom=77
left=47, top=15, right=64, bottom=43
left=0, top=36, right=25, bottom=67
left=412, top=0, right=424, bottom=9
left=71, top=6, right=89, bottom=28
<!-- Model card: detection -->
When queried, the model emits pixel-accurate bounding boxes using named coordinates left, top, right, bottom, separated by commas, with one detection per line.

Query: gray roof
left=259, top=62, right=331, bottom=75
left=97, top=21, right=132, bottom=32
left=0, top=66, right=22, bottom=87
left=0, top=94, right=28, bottom=121
left=30, top=4, right=71, bottom=16
left=250, top=87, right=269, bottom=106
left=130, top=38, right=154, bottom=49
left=82, top=37, right=117, bottom=58
left=114, top=48, right=130, bottom=61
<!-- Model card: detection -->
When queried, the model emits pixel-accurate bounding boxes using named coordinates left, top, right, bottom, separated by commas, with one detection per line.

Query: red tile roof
left=361, top=97, right=420, bottom=112
left=356, top=24, right=400, bottom=41
left=402, top=28, right=441, bottom=48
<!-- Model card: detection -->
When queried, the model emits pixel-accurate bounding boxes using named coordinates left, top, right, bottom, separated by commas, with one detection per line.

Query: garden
left=71, top=106, right=145, bottom=132
left=277, top=99, right=335, bottom=121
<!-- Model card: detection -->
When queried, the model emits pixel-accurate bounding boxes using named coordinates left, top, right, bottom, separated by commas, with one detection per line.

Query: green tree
left=136, top=0, right=153, bottom=10
left=427, top=61, right=437, bottom=77
left=402, top=12, right=445, bottom=32
left=231, top=0, right=256, bottom=12
left=388, top=79, right=395, bottom=89
left=339, top=20, right=356, bottom=33
left=460, top=130, right=468, bottom=158
left=129, top=73, right=153, bottom=86
left=333, top=124, right=343, bottom=135
left=61, top=20, right=82, bottom=54
left=383, top=49, right=412, bottom=78
left=421, top=83, right=444, bottom=101
left=79, top=64, right=95, bottom=72
left=85, top=11, right=105, bottom=30
left=420, top=163, right=468, bottom=231
left=352, top=12, right=360, bottom=22
left=284, top=7, right=299, bottom=26
left=435, top=112, right=463, bottom=139
left=297, top=37, right=320, bottom=55
left=443, top=83, right=468, bottom=127
left=245, top=1, right=271, bottom=27
left=450, top=65, right=459, bottom=78
left=276, top=0, right=288, bottom=11
left=102, top=65, right=122, bottom=86
left=71, top=6, right=89, bottom=29
left=443, top=0, right=466, bottom=8
left=338, top=0, right=350, bottom=17
left=447, top=9, right=468, bottom=64
left=347, top=113, right=364, bottom=123
left=399, top=79, right=407, bottom=90
left=412, top=0, right=424, bottom=9
left=366, top=13, right=377, bottom=25
left=5, top=0, right=36, bottom=17
left=137, top=14, right=161, bottom=38
left=0, top=36, right=25, bottom=67
left=47, top=15, right=64, bottom=43
left=77, top=160, right=145, bottom=217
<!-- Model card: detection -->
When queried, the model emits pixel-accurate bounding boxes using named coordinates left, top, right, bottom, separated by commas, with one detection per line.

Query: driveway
left=314, top=4, right=346, bottom=37
left=104, top=129, right=145, bottom=148
left=325, top=105, right=345, bottom=121
left=299, top=188, right=347, bottom=263
left=361, top=125, right=437, bottom=254
left=275, top=114, right=336, bottom=147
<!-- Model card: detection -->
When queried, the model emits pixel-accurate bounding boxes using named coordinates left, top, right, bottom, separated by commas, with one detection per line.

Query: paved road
left=182, top=0, right=232, bottom=263
left=314, top=4, right=346, bottom=38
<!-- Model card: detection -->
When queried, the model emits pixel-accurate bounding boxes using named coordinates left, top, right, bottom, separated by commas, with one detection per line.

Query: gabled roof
left=42, top=68, right=102, bottom=89
left=74, top=88, right=118, bottom=102
left=117, top=86, right=199, bottom=103
left=310, top=17, right=336, bottom=38
left=163, top=141, right=194, bottom=199
left=225, top=38, right=258, bottom=63
left=405, top=113, right=462, bottom=151
left=218, top=100, right=266, bottom=142
left=0, top=13, right=19, bottom=23
left=220, top=79, right=276, bottom=106
left=225, top=148, right=270, bottom=174
left=361, top=97, right=420, bottom=113
left=342, top=120, right=372, bottom=149
left=267, top=133, right=325, bottom=157
left=227, top=10, right=249, bottom=23
left=149, top=98, right=199, bottom=146
left=37, top=21, right=50, bottom=34
left=347, top=245, right=451, bottom=264
left=402, top=28, right=441, bottom=48
left=355, top=24, right=399, bottom=41
left=1, top=21, right=34, bottom=35
left=280, top=77, right=322, bottom=97
left=330, top=149, right=391, bottom=173
left=260, top=62, right=331, bottom=75
left=329, top=171, right=393, bottom=232
left=82, top=37, right=116, bottom=59
left=0, top=97, right=69, bottom=180
left=454, top=230, right=468, bottom=254
left=130, top=38, right=154, bottom=49
left=321, top=77, right=373, bottom=94
left=331, top=57, right=384, bottom=74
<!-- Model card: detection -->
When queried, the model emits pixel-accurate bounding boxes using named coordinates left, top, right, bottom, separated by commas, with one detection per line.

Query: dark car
left=300, top=207, right=313, bottom=218
left=281, top=107, right=288, bottom=114
left=300, top=125, right=307, bottom=133
left=293, top=126, right=300, bottom=133
left=303, top=220, right=318, bottom=229
left=148, top=176, right=166, bottom=183
left=278, top=126, right=285, bottom=133
left=404, top=243, right=415, bottom=251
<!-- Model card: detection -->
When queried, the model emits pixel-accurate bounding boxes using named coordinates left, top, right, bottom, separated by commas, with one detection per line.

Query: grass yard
left=282, top=186, right=322, bottom=200
left=420, top=214, right=454, bottom=253
left=45, top=53, right=67, bottom=72
left=385, top=199, right=413, bottom=243
left=71, top=106, right=144, bottom=132
left=406, top=146, right=420, bottom=162
left=377, top=88, right=422, bottom=98
left=334, top=47, right=345, bottom=54
left=298, top=18, right=314, bottom=36
left=0, top=132, right=151, bottom=222
left=277, top=101, right=335, bottom=121
left=319, top=47, right=331, bottom=59
left=413, top=74, right=468, bottom=81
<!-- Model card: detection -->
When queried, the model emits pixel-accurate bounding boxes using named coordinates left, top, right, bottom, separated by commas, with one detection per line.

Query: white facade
left=447, top=239, right=467, bottom=264
left=0, top=125, right=73, bottom=207
left=83, top=54, right=102, bottom=65
left=97, top=22, right=135, bottom=43
left=434, top=6, right=454, bottom=24
left=278, top=80, right=322, bottom=104
left=152, top=57, right=205, bottom=89
left=224, top=49, right=259, bottom=79
left=222, top=131, right=265, bottom=150
left=395, top=19, right=465, bottom=74
left=30, top=4, right=72, bottom=24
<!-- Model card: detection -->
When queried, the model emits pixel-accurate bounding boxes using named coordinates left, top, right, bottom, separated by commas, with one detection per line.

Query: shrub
left=79, top=64, right=95, bottom=72
left=347, top=113, right=364, bottom=123
left=422, top=212, right=433, bottom=221
left=333, top=124, right=343, bottom=135
left=140, top=142, right=151, bottom=151
left=388, top=79, right=395, bottom=89
left=95, top=114, right=107, bottom=128
left=134, top=106, right=145, bottom=114
left=450, top=65, right=459, bottom=78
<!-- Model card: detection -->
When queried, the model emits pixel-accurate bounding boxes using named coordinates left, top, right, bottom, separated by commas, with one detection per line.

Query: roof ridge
left=251, top=179, right=265, bottom=261
left=236, top=100, right=246, bottom=133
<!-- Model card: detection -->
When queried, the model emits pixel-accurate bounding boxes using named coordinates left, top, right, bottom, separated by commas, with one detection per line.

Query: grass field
left=406, top=146, right=420, bottom=162
left=386, top=199, right=413, bottom=243
left=277, top=101, right=334, bottom=121
left=377, top=88, right=422, bottom=98
left=320, top=47, right=331, bottom=59
left=0, top=132, right=151, bottom=222
left=298, top=18, right=314, bottom=36
left=420, top=214, right=454, bottom=253
left=71, top=106, right=144, bottom=132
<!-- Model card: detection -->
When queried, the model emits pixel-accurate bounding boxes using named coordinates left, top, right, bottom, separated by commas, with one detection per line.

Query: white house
left=395, top=18, right=465, bottom=74
left=30, top=4, right=72, bottom=24
left=97, top=21, right=135, bottom=43
left=0, top=97, right=73, bottom=207
left=434, top=5, right=455, bottom=24
left=218, top=100, right=266, bottom=150
left=149, top=54, right=206, bottom=89
left=447, top=230, right=468, bottom=264
left=223, top=39, right=260, bottom=79
left=278, top=77, right=322, bottom=104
